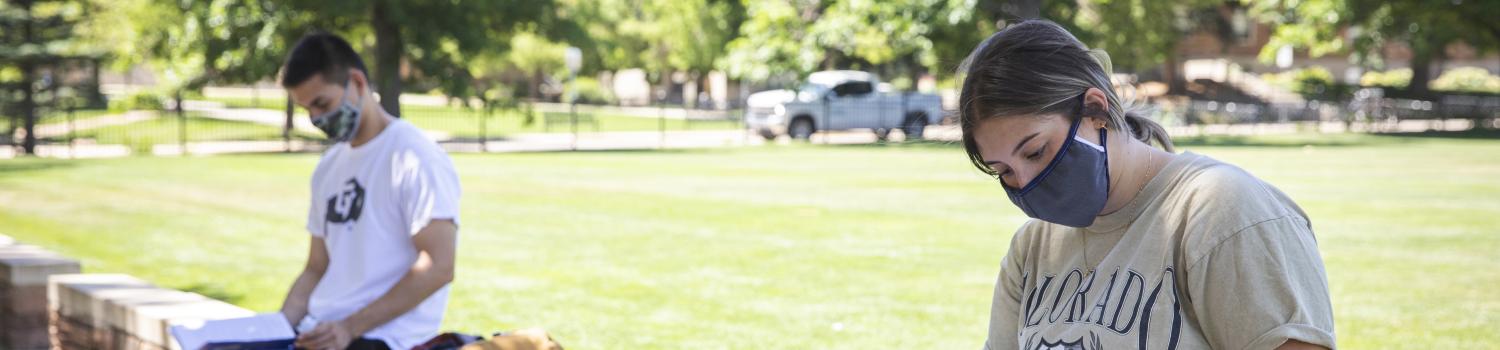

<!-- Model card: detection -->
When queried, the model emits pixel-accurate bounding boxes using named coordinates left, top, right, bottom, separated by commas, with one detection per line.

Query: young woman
left=959, top=20, right=1336, bottom=350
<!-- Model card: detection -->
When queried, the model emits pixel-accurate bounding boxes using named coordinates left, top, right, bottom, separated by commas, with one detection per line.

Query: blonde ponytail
left=1124, top=112, right=1175, bottom=152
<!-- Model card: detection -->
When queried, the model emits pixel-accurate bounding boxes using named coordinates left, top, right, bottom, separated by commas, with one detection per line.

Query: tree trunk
left=1164, top=53, right=1186, bottom=95
left=284, top=97, right=294, bottom=140
left=531, top=68, right=543, bottom=102
left=693, top=71, right=709, bottom=109
left=20, top=63, right=36, bottom=155
left=372, top=0, right=403, bottom=117
left=1408, top=50, right=1432, bottom=97
left=19, top=1, right=36, bottom=155
left=88, top=58, right=105, bottom=108
left=655, top=69, right=675, bottom=105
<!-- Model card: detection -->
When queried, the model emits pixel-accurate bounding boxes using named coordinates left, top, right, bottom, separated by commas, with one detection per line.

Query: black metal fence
left=1163, top=91, right=1500, bottom=130
left=4, top=92, right=1497, bottom=157
left=2, top=101, right=751, bottom=157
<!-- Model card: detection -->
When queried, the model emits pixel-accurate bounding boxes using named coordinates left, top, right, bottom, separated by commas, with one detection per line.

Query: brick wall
left=49, top=274, right=256, bottom=350
left=0, top=236, right=82, bottom=350
left=0, top=235, right=256, bottom=350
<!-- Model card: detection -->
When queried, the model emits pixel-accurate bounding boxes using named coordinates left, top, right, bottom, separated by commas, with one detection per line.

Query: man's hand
left=281, top=237, right=329, bottom=329
left=295, top=320, right=355, bottom=350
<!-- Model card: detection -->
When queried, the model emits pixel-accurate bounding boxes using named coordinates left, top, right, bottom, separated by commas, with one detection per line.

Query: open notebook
left=169, top=313, right=296, bottom=350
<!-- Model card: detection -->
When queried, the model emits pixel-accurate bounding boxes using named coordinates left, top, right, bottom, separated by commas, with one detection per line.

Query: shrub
left=1432, top=67, right=1500, bottom=94
left=1360, top=68, right=1412, bottom=89
left=110, top=91, right=167, bottom=112
left=568, top=77, right=616, bottom=105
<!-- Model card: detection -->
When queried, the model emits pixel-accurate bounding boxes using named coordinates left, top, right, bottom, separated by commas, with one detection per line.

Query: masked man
left=277, top=32, right=461, bottom=350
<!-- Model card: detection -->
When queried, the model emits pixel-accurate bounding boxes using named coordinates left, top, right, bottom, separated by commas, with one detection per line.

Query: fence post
left=67, top=104, right=75, bottom=159
left=570, top=102, right=578, bottom=151
left=479, top=105, right=489, bottom=153
left=658, top=100, right=666, bottom=150
left=284, top=97, right=293, bottom=153
left=176, top=91, right=186, bottom=157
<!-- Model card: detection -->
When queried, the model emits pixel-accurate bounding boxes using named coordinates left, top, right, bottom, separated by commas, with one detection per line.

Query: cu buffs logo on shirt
left=325, top=178, right=365, bottom=224
left=1029, top=332, right=1103, bottom=350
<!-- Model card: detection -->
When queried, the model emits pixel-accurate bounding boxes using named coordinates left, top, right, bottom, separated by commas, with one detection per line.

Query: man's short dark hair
left=281, top=32, right=369, bottom=88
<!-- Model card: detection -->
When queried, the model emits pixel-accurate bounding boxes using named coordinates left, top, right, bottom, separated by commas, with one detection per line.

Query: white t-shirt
left=304, top=118, right=461, bottom=350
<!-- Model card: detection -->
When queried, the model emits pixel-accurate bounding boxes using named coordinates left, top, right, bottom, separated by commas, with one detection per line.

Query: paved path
left=32, top=111, right=157, bottom=139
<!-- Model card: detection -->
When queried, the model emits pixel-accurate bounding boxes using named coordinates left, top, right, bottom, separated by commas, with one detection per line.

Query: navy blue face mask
left=1001, top=105, right=1110, bottom=228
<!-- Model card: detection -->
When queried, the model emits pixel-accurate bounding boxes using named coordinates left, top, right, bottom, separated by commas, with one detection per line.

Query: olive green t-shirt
left=983, top=152, right=1336, bottom=350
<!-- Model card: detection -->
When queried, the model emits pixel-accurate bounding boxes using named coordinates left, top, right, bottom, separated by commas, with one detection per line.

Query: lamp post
left=565, top=47, right=582, bottom=150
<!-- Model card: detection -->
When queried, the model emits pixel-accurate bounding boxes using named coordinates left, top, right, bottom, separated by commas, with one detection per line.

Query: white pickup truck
left=744, top=70, right=944, bottom=141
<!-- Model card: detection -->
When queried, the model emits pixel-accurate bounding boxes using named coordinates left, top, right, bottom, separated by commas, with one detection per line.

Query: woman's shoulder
left=1164, top=154, right=1312, bottom=261
left=1169, top=154, right=1302, bottom=219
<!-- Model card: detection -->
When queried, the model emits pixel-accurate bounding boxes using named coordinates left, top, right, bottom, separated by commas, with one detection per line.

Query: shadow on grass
left=1368, top=128, right=1500, bottom=140
left=0, top=158, right=77, bottom=174
left=1171, top=134, right=1381, bottom=148
left=1176, top=129, right=1500, bottom=148
left=516, top=148, right=721, bottom=155
left=820, top=139, right=963, bottom=149
left=820, top=131, right=1493, bottom=150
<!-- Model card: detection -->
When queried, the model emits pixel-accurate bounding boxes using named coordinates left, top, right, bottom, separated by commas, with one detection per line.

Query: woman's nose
left=1014, top=174, right=1033, bottom=189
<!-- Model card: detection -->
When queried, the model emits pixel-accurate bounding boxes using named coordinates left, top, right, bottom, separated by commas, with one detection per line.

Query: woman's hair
left=957, top=19, right=1173, bottom=176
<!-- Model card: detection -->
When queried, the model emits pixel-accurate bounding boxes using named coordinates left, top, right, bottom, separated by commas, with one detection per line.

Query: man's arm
left=297, top=219, right=457, bottom=349
left=281, top=236, right=329, bottom=326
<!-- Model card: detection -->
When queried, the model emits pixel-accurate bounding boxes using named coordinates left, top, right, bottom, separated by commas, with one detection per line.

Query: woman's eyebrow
left=1012, top=132, right=1039, bottom=156
left=982, top=132, right=1041, bottom=167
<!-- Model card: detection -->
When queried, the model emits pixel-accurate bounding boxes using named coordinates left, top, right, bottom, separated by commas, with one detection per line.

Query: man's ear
left=348, top=68, right=368, bottom=96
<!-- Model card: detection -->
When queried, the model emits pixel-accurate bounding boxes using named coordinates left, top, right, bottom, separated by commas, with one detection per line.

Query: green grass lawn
left=34, top=108, right=114, bottom=126
left=1, top=132, right=1497, bottom=348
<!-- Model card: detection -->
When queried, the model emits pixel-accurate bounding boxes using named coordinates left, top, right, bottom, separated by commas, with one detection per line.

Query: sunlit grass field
left=1, top=131, right=1496, bottom=348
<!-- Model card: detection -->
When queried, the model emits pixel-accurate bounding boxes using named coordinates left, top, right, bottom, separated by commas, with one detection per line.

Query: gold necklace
left=1083, top=146, right=1158, bottom=270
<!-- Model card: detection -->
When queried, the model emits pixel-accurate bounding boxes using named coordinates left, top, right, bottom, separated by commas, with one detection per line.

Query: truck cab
left=745, top=70, right=945, bottom=141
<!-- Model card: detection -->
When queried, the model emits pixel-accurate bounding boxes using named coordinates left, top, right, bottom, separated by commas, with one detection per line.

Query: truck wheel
left=759, top=129, right=778, bottom=141
left=873, top=128, right=891, bottom=141
left=903, top=113, right=928, bottom=141
left=789, top=118, right=815, bottom=141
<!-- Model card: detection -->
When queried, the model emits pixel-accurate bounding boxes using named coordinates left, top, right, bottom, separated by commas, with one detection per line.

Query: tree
left=280, top=0, right=556, bottom=117
left=1061, top=0, right=1222, bottom=93
left=117, top=0, right=295, bottom=103
left=806, top=0, right=988, bottom=88
left=554, top=0, right=743, bottom=106
left=0, top=0, right=102, bottom=155
left=506, top=31, right=568, bottom=102
left=722, top=0, right=825, bottom=84
left=1250, top=0, right=1500, bottom=95
left=655, top=0, right=743, bottom=107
